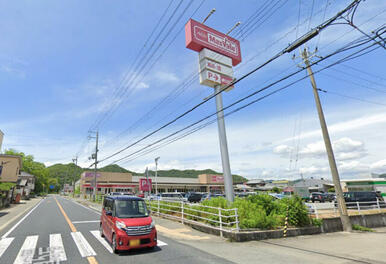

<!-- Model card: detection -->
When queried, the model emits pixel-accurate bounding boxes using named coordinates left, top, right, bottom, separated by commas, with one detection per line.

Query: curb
left=0, top=198, right=43, bottom=233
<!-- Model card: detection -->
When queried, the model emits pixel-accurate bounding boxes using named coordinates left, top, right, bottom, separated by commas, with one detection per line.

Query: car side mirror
left=106, top=211, right=112, bottom=216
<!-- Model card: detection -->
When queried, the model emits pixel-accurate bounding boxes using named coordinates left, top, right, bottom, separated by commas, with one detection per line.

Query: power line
left=93, top=0, right=365, bottom=166
left=318, top=88, right=386, bottom=107
left=115, top=39, right=381, bottom=166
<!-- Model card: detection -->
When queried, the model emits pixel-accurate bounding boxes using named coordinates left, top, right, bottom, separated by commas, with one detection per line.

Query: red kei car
left=100, top=195, right=157, bottom=253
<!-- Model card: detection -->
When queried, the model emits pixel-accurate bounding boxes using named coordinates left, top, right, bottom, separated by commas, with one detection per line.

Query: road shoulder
left=0, top=198, right=42, bottom=235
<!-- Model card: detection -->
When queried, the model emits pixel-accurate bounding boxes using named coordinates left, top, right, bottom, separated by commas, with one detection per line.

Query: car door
left=105, top=199, right=114, bottom=241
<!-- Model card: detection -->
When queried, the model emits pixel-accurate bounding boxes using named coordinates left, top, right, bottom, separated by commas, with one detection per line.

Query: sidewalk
left=0, top=197, right=42, bottom=233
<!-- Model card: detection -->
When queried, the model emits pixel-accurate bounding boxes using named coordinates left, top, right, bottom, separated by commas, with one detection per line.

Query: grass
left=352, top=224, right=374, bottom=232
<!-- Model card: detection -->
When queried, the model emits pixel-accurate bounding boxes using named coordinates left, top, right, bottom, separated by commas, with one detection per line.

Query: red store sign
left=185, top=19, right=242, bottom=66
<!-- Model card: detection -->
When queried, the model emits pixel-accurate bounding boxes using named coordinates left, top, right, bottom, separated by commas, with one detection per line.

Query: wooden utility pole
left=301, top=48, right=352, bottom=232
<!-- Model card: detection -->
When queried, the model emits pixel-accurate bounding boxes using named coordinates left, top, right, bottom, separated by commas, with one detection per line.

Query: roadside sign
left=139, top=178, right=152, bottom=192
left=199, top=48, right=233, bottom=67
left=199, top=59, right=233, bottom=77
left=199, top=69, right=234, bottom=90
left=49, top=185, right=55, bottom=190
left=185, top=19, right=241, bottom=66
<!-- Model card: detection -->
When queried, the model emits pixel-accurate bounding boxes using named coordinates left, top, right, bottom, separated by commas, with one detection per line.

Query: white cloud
left=155, top=71, right=179, bottom=83
left=136, top=82, right=149, bottom=90
left=370, top=159, right=386, bottom=172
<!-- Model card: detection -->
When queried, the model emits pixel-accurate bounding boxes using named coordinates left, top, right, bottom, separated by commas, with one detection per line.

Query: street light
left=155, top=157, right=160, bottom=195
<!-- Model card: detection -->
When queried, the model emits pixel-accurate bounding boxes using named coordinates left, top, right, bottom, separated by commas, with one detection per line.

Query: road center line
left=1, top=198, right=44, bottom=239
left=54, top=196, right=99, bottom=264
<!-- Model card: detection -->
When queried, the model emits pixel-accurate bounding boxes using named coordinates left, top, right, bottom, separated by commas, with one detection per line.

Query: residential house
left=0, top=154, right=22, bottom=206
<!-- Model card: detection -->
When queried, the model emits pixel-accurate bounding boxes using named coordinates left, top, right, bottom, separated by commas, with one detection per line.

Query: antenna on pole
left=226, top=21, right=241, bottom=35
left=202, top=8, right=216, bottom=24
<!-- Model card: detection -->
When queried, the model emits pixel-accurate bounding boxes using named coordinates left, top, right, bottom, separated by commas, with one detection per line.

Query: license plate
left=129, top=239, right=140, bottom=247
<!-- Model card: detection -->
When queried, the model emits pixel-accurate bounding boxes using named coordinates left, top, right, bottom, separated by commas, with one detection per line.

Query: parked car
left=269, top=193, right=286, bottom=200
left=337, top=191, right=386, bottom=207
left=185, top=192, right=203, bottom=203
left=100, top=195, right=157, bottom=253
left=310, top=192, right=328, bottom=203
left=160, top=192, right=187, bottom=202
left=200, top=193, right=225, bottom=202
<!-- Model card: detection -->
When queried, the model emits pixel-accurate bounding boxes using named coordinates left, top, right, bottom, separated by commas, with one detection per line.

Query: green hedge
left=148, top=194, right=312, bottom=230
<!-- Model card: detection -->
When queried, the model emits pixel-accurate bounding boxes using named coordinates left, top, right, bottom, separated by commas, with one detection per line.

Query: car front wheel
left=99, top=223, right=104, bottom=238
left=112, top=234, right=118, bottom=254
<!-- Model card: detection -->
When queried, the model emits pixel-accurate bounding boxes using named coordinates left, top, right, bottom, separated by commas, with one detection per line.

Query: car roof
left=105, top=195, right=143, bottom=201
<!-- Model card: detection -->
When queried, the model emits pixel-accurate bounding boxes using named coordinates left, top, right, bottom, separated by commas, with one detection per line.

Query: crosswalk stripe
left=157, top=240, right=168, bottom=247
left=71, top=231, right=96, bottom=257
left=90, top=230, right=113, bottom=254
left=14, top=235, right=38, bottom=264
left=0, top=237, right=14, bottom=258
left=50, top=234, right=67, bottom=262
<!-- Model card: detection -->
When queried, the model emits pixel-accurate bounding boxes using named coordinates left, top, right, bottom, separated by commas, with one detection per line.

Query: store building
left=342, top=178, right=386, bottom=197
left=79, top=171, right=226, bottom=195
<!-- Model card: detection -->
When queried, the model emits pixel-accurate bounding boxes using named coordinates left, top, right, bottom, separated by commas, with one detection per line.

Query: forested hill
left=46, top=164, right=247, bottom=184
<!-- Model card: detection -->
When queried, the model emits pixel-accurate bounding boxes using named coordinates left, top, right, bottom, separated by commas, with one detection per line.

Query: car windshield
left=114, top=200, right=149, bottom=218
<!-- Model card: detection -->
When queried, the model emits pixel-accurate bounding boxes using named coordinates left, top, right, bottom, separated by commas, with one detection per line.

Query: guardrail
left=145, top=199, right=239, bottom=236
left=307, top=199, right=386, bottom=219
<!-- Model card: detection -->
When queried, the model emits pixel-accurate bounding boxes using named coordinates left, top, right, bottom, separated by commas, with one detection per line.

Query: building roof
left=246, top=179, right=264, bottom=184
left=19, top=171, right=34, bottom=178
left=342, top=178, right=386, bottom=182
left=132, top=175, right=198, bottom=184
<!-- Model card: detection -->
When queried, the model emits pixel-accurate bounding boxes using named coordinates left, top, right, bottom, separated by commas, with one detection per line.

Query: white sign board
left=199, top=48, right=232, bottom=67
left=199, top=59, right=233, bottom=77
left=199, top=69, right=234, bottom=91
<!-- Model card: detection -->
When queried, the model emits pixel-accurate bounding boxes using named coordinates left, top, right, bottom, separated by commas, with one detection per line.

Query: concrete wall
left=322, top=213, right=386, bottom=233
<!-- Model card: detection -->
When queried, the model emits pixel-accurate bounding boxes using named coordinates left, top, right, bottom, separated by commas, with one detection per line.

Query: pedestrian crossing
left=0, top=231, right=168, bottom=263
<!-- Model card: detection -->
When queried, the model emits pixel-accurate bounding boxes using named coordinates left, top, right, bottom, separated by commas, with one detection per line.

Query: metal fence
left=307, top=199, right=386, bottom=219
left=145, top=199, right=239, bottom=236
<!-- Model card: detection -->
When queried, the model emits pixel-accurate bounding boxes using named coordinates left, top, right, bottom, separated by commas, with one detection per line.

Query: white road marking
left=49, top=234, right=67, bottom=263
left=0, top=237, right=14, bottom=258
left=2, top=199, right=44, bottom=239
left=72, top=220, right=100, bottom=224
left=90, top=230, right=113, bottom=254
left=71, top=232, right=96, bottom=257
left=65, top=198, right=101, bottom=215
left=14, top=235, right=38, bottom=264
left=157, top=240, right=168, bottom=247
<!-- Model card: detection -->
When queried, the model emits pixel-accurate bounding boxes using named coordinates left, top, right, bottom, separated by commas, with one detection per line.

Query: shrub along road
left=1, top=195, right=385, bottom=264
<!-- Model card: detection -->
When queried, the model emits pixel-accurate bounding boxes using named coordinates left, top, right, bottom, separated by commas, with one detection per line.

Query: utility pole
left=214, top=84, right=234, bottom=202
left=301, top=48, right=352, bottom=232
left=72, top=156, right=78, bottom=198
left=93, top=131, right=99, bottom=201
left=89, top=131, right=99, bottom=201
left=155, top=157, right=160, bottom=195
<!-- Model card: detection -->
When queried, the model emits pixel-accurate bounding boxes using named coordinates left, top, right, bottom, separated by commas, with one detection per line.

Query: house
left=0, top=154, right=22, bottom=206
left=17, top=171, right=35, bottom=199
left=291, top=177, right=333, bottom=193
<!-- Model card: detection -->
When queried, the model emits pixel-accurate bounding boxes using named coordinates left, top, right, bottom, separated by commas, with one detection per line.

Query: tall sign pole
left=185, top=18, right=241, bottom=203
left=214, top=84, right=234, bottom=202
left=301, top=48, right=352, bottom=232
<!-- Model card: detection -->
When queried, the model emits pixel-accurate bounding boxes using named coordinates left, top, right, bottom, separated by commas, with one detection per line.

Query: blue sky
left=1, top=0, right=385, bottom=180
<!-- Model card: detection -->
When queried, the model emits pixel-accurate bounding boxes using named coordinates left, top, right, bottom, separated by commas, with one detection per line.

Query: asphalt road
left=0, top=195, right=233, bottom=264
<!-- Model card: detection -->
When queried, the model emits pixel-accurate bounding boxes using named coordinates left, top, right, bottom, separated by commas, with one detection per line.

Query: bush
left=149, top=194, right=312, bottom=230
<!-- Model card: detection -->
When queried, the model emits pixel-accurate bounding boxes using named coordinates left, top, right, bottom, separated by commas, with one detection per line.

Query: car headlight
left=116, top=221, right=126, bottom=230
left=150, top=219, right=155, bottom=229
